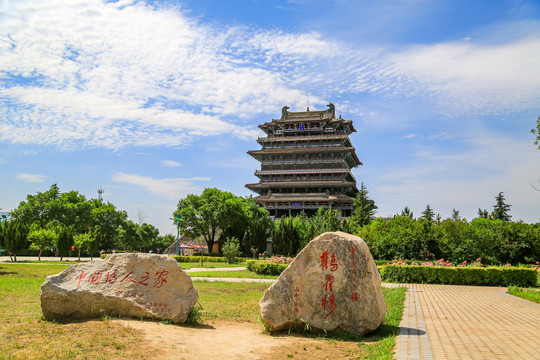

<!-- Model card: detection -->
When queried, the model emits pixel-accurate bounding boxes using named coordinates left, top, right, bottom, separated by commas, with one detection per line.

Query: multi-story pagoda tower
left=246, top=104, right=362, bottom=218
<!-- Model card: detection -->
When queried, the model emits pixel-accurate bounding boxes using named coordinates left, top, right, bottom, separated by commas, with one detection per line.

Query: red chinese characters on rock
left=105, top=269, right=118, bottom=284
left=74, top=269, right=169, bottom=289
left=349, top=247, right=359, bottom=302
left=153, top=270, right=169, bottom=288
left=89, top=271, right=102, bottom=285
left=321, top=250, right=338, bottom=319
left=138, top=301, right=171, bottom=314
left=293, top=287, right=300, bottom=315
left=75, top=271, right=86, bottom=288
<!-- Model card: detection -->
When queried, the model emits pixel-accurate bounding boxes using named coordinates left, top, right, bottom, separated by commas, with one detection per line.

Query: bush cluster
left=192, top=252, right=225, bottom=257
left=357, top=217, right=540, bottom=266
left=246, top=260, right=288, bottom=276
left=379, top=265, right=537, bottom=287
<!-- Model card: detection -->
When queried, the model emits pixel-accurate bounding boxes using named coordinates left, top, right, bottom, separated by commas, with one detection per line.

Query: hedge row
left=246, top=260, right=288, bottom=276
left=379, top=265, right=538, bottom=287
left=193, top=252, right=227, bottom=257
left=171, top=255, right=245, bottom=263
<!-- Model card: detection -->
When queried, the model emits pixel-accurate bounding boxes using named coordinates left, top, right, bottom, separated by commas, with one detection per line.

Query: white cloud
left=0, top=0, right=314, bottom=149
left=161, top=160, right=183, bottom=168
left=383, top=36, right=540, bottom=113
left=0, top=0, right=539, bottom=150
left=111, top=172, right=210, bottom=199
left=16, top=172, right=47, bottom=183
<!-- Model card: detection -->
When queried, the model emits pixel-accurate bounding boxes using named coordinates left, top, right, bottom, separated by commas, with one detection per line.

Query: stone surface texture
left=41, top=253, right=198, bottom=323
left=260, top=231, right=386, bottom=335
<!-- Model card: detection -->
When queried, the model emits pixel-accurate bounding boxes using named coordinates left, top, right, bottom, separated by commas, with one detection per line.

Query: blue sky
left=1, top=0, right=539, bottom=235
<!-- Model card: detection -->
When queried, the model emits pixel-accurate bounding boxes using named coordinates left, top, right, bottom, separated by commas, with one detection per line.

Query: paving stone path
left=391, top=283, right=540, bottom=360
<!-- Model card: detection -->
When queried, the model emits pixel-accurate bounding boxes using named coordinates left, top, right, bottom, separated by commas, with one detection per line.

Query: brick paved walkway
left=391, top=284, right=540, bottom=360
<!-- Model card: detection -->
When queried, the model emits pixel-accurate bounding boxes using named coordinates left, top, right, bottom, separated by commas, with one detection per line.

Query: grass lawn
left=177, top=262, right=246, bottom=270
left=189, top=270, right=278, bottom=279
left=0, top=263, right=405, bottom=359
left=507, top=286, right=540, bottom=304
left=0, top=260, right=94, bottom=265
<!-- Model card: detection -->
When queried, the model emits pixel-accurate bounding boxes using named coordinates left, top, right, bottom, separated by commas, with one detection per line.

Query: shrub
left=380, top=265, right=537, bottom=287
left=246, top=260, right=288, bottom=276
left=193, top=252, right=224, bottom=257
left=222, top=237, right=241, bottom=264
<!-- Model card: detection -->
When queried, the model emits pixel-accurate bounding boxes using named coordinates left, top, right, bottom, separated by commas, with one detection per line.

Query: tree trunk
left=12, top=253, right=16, bottom=262
left=38, top=248, right=43, bottom=262
left=78, top=249, right=81, bottom=262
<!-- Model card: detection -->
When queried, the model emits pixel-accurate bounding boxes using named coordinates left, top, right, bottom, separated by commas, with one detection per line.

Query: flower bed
left=257, top=254, right=294, bottom=264
left=171, top=255, right=244, bottom=263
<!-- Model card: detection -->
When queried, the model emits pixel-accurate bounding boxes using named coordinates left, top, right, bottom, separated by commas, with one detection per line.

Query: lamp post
left=171, top=214, right=182, bottom=255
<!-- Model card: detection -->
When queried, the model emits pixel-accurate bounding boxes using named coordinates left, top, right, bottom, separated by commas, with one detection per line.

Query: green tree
left=222, top=237, right=241, bottom=264
left=156, top=234, right=175, bottom=253
left=478, top=208, right=490, bottom=219
left=89, top=199, right=127, bottom=250
left=272, top=214, right=311, bottom=255
left=174, top=188, right=247, bottom=254
left=56, top=190, right=93, bottom=234
left=451, top=209, right=461, bottom=221
left=400, top=206, right=414, bottom=219
left=492, top=192, right=512, bottom=221
left=356, top=216, right=424, bottom=260
left=10, top=184, right=62, bottom=228
left=217, top=196, right=251, bottom=252
left=532, top=115, right=540, bottom=149
left=10, top=185, right=92, bottom=233
left=0, top=220, right=28, bottom=262
left=243, top=197, right=272, bottom=254
left=308, top=208, right=342, bottom=241
left=138, top=223, right=159, bottom=251
left=28, top=226, right=57, bottom=261
left=351, top=183, right=377, bottom=227
left=73, top=232, right=95, bottom=261
left=421, top=204, right=435, bottom=222
left=118, top=220, right=140, bottom=250
left=55, top=225, right=73, bottom=261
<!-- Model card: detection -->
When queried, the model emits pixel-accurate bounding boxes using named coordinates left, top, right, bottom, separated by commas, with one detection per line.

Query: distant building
left=246, top=104, right=361, bottom=218
left=165, top=235, right=208, bottom=255
left=0, top=212, right=9, bottom=222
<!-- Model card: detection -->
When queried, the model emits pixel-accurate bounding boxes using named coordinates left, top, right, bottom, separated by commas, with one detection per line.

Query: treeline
left=357, top=217, right=540, bottom=265
left=0, top=184, right=171, bottom=260
left=3, top=184, right=538, bottom=265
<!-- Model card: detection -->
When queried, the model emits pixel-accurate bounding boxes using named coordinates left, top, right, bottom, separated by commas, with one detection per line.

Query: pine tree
left=351, top=183, right=378, bottom=227
left=492, top=192, right=512, bottom=221
left=478, top=208, right=490, bottom=219
left=400, top=206, right=414, bottom=219
left=451, top=208, right=461, bottom=221
left=421, top=204, right=435, bottom=222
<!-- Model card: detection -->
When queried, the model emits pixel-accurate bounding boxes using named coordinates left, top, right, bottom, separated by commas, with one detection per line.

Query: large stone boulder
left=260, top=231, right=385, bottom=335
left=41, top=253, right=198, bottom=323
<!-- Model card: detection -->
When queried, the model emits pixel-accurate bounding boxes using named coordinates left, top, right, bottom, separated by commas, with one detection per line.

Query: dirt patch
left=115, top=319, right=372, bottom=360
